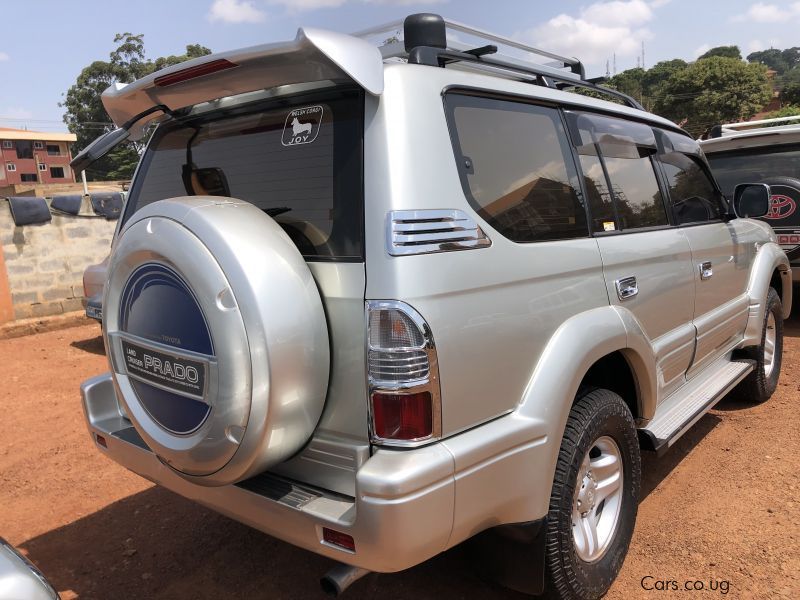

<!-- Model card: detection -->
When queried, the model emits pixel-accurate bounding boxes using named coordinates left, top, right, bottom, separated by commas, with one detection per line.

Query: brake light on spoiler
left=154, top=59, right=238, bottom=87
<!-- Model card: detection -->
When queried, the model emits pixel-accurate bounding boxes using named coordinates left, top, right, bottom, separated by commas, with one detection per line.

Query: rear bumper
left=84, top=295, right=103, bottom=321
left=80, top=373, right=552, bottom=573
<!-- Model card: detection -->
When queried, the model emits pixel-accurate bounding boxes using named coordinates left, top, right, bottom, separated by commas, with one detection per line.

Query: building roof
left=0, top=127, right=76, bottom=143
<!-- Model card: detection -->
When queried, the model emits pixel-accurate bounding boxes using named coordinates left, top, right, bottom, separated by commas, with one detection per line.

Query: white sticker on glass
left=282, top=105, right=323, bottom=147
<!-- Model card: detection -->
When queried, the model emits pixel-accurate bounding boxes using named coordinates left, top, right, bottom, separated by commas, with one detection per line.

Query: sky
left=1, top=0, right=798, bottom=133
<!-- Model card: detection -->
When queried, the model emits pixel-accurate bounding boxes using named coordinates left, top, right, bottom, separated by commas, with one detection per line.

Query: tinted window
left=445, top=94, right=587, bottom=242
left=658, top=150, right=722, bottom=224
left=707, top=144, right=800, bottom=197
left=124, top=89, right=364, bottom=260
left=568, top=112, right=668, bottom=231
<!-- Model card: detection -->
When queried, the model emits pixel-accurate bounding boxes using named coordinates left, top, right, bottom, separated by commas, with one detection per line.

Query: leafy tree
left=606, top=68, right=646, bottom=104
left=747, top=47, right=800, bottom=74
left=62, top=34, right=211, bottom=181
left=780, top=82, right=800, bottom=106
left=698, top=46, right=742, bottom=61
left=642, top=59, right=687, bottom=90
left=653, top=57, right=772, bottom=137
left=605, top=61, right=687, bottom=111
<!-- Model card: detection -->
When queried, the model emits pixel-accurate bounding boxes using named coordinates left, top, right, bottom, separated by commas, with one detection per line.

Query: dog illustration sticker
left=282, top=105, right=323, bottom=146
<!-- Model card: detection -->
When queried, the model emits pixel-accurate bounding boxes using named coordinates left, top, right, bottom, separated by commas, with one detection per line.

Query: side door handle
left=699, top=261, right=713, bottom=280
left=614, top=276, right=638, bottom=300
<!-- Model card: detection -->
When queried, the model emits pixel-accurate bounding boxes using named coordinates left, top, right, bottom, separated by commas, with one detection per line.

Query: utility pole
left=642, top=41, right=645, bottom=70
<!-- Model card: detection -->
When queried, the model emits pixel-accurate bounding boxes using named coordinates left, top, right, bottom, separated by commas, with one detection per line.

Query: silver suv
left=77, top=14, right=792, bottom=599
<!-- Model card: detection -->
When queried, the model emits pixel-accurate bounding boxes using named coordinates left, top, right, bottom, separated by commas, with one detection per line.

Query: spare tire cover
left=104, top=197, right=330, bottom=486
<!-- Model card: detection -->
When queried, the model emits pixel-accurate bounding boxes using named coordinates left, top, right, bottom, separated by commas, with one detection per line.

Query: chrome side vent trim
left=387, top=209, right=492, bottom=256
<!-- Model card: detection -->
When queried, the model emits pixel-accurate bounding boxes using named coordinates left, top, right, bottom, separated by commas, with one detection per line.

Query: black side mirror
left=733, top=183, right=771, bottom=218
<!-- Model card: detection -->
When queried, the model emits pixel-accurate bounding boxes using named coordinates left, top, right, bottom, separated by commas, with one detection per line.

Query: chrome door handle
left=699, top=261, right=713, bottom=280
left=615, top=276, right=638, bottom=300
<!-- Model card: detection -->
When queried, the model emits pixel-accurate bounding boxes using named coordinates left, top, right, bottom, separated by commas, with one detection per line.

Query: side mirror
left=733, top=183, right=771, bottom=218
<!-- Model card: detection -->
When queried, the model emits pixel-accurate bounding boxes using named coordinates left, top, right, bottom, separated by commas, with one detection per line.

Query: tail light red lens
left=371, top=391, right=433, bottom=440
left=322, top=528, right=356, bottom=552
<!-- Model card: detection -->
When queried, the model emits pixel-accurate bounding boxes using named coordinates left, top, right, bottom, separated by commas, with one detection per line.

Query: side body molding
left=101, top=27, right=384, bottom=134
left=743, top=242, right=792, bottom=347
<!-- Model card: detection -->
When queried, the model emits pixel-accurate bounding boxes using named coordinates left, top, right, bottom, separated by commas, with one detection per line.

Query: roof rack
left=352, top=13, right=644, bottom=111
left=718, top=114, right=800, bottom=135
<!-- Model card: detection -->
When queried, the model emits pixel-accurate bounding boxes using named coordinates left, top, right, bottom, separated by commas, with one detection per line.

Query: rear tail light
left=371, top=391, right=433, bottom=440
left=366, top=301, right=441, bottom=446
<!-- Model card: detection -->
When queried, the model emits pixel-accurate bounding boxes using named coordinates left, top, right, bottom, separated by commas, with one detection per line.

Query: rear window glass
left=123, top=89, right=363, bottom=260
left=707, top=144, right=800, bottom=197
left=444, top=93, right=588, bottom=243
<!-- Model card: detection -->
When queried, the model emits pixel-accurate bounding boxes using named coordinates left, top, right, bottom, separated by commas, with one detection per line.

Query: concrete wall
left=0, top=198, right=115, bottom=321
left=0, top=180, right=126, bottom=199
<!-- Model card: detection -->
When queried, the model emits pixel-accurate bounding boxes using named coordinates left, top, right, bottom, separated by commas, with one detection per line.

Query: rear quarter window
left=444, top=93, right=588, bottom=243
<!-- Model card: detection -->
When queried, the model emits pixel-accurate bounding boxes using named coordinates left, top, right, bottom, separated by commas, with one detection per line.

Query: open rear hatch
left=72, top=27, right=383, bottom=172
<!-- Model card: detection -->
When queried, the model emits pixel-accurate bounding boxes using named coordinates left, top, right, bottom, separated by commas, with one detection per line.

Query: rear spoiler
left=102, top=27, right=383, bottom=131
left=71, top=26, right=383, bottom=174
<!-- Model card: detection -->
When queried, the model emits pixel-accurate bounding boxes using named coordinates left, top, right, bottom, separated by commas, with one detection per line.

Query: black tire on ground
left=544, top=389, right=641, bottom=600
left=735, top=287, right=783, bottom=404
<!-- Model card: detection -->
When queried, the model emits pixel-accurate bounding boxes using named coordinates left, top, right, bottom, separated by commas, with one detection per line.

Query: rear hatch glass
left=122, top=88, right=364, bottom=261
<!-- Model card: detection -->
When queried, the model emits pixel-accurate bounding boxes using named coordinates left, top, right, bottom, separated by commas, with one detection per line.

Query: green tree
left=747, top=47, right=800, bottom=74
left=605, top=61, right=687, bottom=111
left=62, top=34, right=211, bottom=181
left=654, top=57, right=772, bottom=137
left=698, top=45, right=742, bottom=61
left=781, top=82, right=800, bottom=106
left=605, top=68, right=646, bottom=105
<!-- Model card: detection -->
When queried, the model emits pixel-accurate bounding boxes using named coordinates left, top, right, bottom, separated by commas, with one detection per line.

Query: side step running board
left=639, top=358, right=753, bottom=456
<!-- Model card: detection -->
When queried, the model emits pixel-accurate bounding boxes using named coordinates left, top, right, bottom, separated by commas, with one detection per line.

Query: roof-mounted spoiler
left=70, top=26, right=384, bottom=174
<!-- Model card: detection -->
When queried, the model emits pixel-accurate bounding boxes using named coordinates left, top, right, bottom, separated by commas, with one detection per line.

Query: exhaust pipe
left=320, top=563, right=370, bottom=597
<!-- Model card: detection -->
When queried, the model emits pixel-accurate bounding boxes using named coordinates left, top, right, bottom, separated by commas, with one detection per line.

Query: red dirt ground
left=1, top=316, right=798, bottom=599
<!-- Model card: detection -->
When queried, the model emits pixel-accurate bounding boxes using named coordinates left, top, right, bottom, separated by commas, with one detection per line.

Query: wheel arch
left=515, top=306, right=656, bottom=504
left=743, top=242, right=792, bottom=346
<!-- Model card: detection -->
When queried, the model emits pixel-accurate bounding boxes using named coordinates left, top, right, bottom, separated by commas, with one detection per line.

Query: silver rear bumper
left=81, top=372, right=551, bottom=572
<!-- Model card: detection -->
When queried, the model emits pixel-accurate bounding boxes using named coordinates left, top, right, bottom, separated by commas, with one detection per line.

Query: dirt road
left=1, top=317, right=798, bottom=599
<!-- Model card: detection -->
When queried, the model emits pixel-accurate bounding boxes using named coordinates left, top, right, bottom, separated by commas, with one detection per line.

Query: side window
left=567, top=112, right=669, bottom=232
left=656, top=130, right=723, bottom=224
left=444, top=93, right=588, bottom=243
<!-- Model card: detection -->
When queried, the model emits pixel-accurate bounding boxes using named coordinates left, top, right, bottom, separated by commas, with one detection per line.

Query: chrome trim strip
left=386, top=209, right=491, bottom=256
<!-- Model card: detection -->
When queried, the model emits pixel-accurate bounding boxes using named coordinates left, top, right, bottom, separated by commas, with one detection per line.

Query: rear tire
left=544, top=389, right=641, bottom=600
left=735, top=287, right=783, bottom=404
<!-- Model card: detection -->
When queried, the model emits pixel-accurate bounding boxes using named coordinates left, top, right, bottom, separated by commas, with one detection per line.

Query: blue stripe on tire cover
left=120, top=264, right=214, bottom=434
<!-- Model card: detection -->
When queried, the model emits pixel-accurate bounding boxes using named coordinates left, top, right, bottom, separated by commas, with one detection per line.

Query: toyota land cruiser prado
left=76, top=14, right=792, bottom=599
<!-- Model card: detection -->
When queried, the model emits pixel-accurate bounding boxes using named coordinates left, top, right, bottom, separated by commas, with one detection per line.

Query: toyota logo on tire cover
left=766, top=193, right=797, bottom=220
